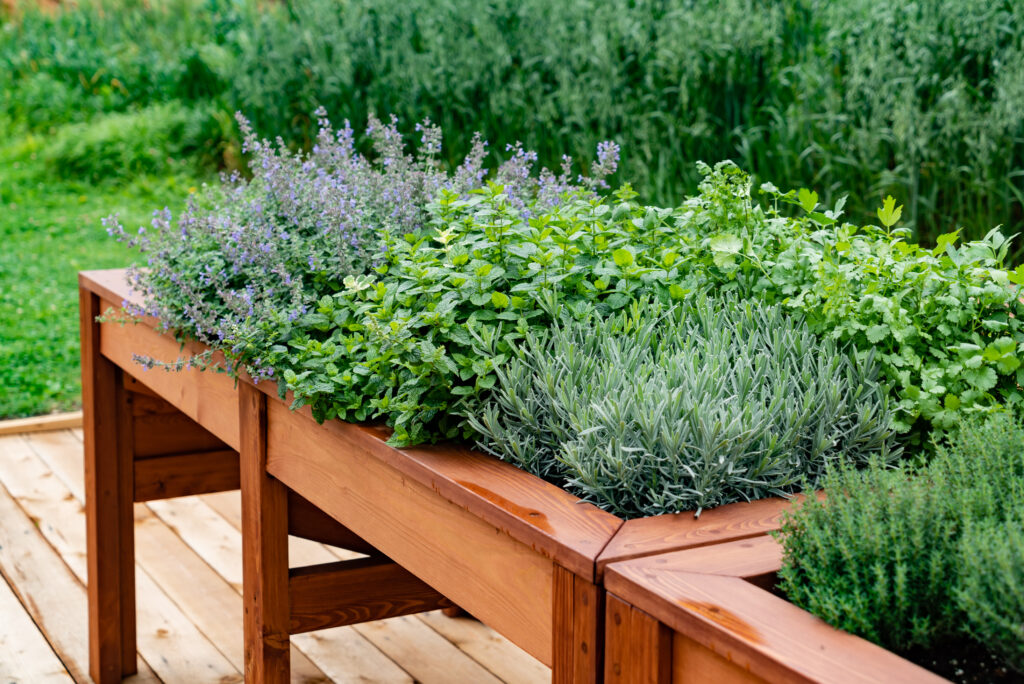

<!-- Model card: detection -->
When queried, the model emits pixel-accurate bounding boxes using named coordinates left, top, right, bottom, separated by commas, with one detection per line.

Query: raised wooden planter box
left=603, top=535, right=949, bottom=683
left=80, top=268, right=807, bottom=684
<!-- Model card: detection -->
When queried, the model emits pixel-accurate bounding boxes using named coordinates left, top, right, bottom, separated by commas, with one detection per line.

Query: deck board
left=0, top=429, right=550, bottom=683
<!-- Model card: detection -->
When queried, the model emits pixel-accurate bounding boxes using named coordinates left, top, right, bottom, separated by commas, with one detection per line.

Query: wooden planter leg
left=81, top=288, right=138, bottom=684
left=240, top=382, right=290, bottom=682
left=553, top=567, right=603, bottom=683
left=604, top=594, right=671, bottom=684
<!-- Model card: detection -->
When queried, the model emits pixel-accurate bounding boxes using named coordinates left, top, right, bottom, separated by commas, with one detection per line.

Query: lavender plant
left=106, top=109, right=616, bottom=380
left=468, top=297, right=899, bottom=517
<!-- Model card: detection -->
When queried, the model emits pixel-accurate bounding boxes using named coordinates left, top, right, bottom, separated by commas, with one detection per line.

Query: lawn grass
left=0, top=131, right=202, bottom=418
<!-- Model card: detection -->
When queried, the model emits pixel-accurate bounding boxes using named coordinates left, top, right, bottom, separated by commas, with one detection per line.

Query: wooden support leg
left=82, top=289, right=137, bottom=684
left=553, top=566, right=603, bottom=683
left=240, top=382, right=290, bottom=682
left=604, top=594, right=671, bottom=684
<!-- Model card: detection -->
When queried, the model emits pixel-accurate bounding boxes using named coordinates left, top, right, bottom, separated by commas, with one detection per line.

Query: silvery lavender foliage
left=469, top=297, right=900, bottom=518
left=105, top=109, right=618, bottom=380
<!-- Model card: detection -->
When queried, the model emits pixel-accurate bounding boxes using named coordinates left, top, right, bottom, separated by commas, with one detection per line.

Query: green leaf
left=709, top=234, right=742, bottom=254
left=877, top=196, right=903, bottom=228
left=931, top=230, right=960, bottom=257
left=866, top=324, right=890, bottom=343
left=964, top=367, right=998, bottom=391
left=797, top=188, right=819, bottom=213
left=490, top=291, right=510, bottom=309
left=612, top=248, right=634, bottom=268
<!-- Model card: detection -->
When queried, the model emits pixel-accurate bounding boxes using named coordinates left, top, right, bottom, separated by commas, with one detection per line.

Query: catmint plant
left=107, top=109, right=618, bottom=381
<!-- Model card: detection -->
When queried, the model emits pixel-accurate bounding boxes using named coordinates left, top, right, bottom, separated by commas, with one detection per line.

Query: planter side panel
left=98, top=300, right=240, bottom=451
left=673, top=634, right=767, bottom=684
left=264, top=399, right=554, bottom=665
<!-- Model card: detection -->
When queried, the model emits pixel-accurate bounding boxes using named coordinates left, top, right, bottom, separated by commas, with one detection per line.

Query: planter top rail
left=604, top=535, right=949, bottom=684
left=80, top=267, right=809, bottom=579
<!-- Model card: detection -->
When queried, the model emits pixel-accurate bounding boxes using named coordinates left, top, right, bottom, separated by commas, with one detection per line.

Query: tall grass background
left=3, top=0, right=1024, bottom=254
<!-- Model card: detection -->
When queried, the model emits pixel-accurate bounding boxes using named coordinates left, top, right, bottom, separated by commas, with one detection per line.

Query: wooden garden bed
left=603, top=535, right=949, bottom=683
left=80, top=268, right=807, bottom=684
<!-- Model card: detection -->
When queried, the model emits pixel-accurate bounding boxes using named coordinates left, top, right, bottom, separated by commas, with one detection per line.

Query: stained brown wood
left=265, top=398, right=556, bottom=665
left=335, top=423, right=622, bottom=580
left=80, top=287, right=137, bottom=684
left=672, top=634, right=766, bottom=684
left=133, top=449, right=240, bottom=501
left=131, top=398, right=227, bottom=458
left=605, top=594, right=671, bottom=684
left=286, top=489, right=377, bottom=554
left=97, top=305, right=241, bottom=451
left=552, top=566, right=602, bottom=683
left=82, top=270, right=620, bottom=584
left=597, top=496, right=806, bottom=577
left=288, top=557, right=452, bottom=633
left=240, top=382, right=290, bottom=683
left=604, top=539, right=948, bottom=684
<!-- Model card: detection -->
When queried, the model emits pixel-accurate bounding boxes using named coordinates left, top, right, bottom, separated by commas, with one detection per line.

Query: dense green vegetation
left=471, top=298, right=897, bottom=516
left=119, top=114, right=1020, bottom=512
left=4, top=0, right=1024, bottom=253
left=0, top=131, right=199, bottom=416
left=776, top=414, right=1024, bottom=673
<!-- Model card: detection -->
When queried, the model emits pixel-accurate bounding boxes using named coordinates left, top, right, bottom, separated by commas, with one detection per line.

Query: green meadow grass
left=0, top=129, right=201, bottom=418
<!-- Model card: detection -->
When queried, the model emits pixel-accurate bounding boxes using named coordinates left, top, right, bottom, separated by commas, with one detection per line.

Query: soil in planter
left=902, top=641, right=1023, bottom=684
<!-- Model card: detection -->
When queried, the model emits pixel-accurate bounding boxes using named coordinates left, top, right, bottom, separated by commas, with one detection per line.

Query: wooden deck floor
left=0, top=428, right=550, bottom=683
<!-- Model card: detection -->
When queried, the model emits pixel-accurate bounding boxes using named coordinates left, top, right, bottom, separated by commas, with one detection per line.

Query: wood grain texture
left=265, top=398, right=556, bottom=665
left=0, top=572, right=76, bottom=684
left=334, top=422, right=622, bottom=579
left=0, top=472, right=99, bottom=683
left=130, top=396, right=227, bottom=458
left=672, top=634, right=766, bottom=684
left=288, top=557, right=452, bottom=633
left=240, top=383, right=290, bottom=683
left=0, top=434, right=239, bottom=683
left=605, top=594, right=671, bottom=684
left=286, top=489, right=378, bottom=554
left=552, top=566, right=603, bottom=684
left=0, top=411, right=82, bottom=436
left=133, top=448, right=239, bottom=501
left=93, top=296, right=241, bottom=451
left=84, top=269, right=620, bottom=577
left=597, top=496, right=806, bottom=577
left=80, top=287, right=137, bottom=683
left=604, top=540, right=948, bottom=684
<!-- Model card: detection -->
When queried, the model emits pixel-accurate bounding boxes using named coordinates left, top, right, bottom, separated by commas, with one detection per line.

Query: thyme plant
left=469, top=298, right=899, bottom=517
left=776, top=414, right=1024, bottom=659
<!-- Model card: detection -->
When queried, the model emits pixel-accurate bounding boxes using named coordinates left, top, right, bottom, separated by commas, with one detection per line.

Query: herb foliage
left=469, top=298, right=898, bottom=517
left=776, top=414, right=1024, bottom=663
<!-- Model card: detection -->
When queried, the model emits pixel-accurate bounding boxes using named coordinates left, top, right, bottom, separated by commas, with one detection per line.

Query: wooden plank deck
left=0, top=427, right=550, bottom=684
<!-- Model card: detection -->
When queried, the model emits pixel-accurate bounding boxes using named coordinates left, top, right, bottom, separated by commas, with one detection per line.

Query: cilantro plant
left=664, top=162, right=1024, bottom=442
left=468, top=297, right=898, bottom=516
